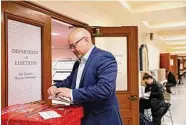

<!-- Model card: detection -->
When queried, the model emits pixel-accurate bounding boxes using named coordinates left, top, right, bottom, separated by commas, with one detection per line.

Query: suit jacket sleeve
left=53, top=61, right=77, bottom=88
left=72, top=53, right=117, bottom=104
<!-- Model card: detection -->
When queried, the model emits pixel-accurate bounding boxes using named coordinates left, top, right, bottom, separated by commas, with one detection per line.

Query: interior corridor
left=162, top=77, right=186, bottom=125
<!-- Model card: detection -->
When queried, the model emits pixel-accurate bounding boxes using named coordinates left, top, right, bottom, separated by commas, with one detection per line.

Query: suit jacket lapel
left=79, top=47, right=97, bottom=88
left=71, top=61, right=79, bottom=89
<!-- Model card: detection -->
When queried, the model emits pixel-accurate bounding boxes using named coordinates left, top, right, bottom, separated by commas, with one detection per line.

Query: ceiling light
left=142, top=21, right=150, bottom=28
left=172, top=51, right=186, bottom=54
left=166, top=41, right=186, bottom=45
left=118, top=0, right=132, bottom=12
left=161, top=36, right=186, bottom=41
left=52, top=33, right=60, bottom=36
left=143, top=21, right=186, bottom=29
left=171, top=47, right=186, bottom=49
left=154, top=21, right=186, bottom=29
left=130, top=2, right=186, bottom=13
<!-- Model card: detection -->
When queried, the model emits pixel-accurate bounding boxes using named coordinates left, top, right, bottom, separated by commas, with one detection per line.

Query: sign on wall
left=8, top=19, right=42, bottom=105
left=95, top=37, right=128, bottom=91
left=170, top=59, right=174, bottom=66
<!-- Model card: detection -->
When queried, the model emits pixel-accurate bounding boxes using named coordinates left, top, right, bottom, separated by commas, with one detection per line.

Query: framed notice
left=139, top=44, right=149, bottom=71
left=8, top=19, right=42, bottom=105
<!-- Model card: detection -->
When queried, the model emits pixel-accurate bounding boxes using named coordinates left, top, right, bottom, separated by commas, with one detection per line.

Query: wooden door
left=1, top=1, right=51, bottom=107
left=160, top=53, right=170, bottom=70
left=89, top=27, right=139, bottom=125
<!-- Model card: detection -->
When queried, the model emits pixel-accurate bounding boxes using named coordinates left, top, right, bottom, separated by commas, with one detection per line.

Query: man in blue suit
left=48, top=28, right=123, bottom=125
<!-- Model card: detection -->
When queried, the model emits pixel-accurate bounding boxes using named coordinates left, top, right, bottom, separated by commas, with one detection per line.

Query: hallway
left=162, top=77, right=186, bottom=125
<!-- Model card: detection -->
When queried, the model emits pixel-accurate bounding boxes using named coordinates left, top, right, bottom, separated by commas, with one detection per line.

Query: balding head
left=68, top=28, right=91, bottom=42
left=68, top=28, right=93, bottom=59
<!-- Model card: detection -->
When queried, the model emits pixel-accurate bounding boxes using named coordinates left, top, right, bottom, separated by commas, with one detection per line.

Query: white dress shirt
left=71, top=46, right=95, bottom=101
left=75, top=58, right=86, bottom=89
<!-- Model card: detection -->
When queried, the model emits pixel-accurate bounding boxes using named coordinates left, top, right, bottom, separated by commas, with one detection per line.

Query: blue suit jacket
left=54, top=47, right=123, bottom=125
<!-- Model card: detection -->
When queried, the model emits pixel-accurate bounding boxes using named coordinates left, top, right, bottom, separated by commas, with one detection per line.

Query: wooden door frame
left=14, top=1, right=88, bottom=28
left=1, top=1, right=87, bottom=108
left=88, top=26, right=139, bottom=125
left=1, top=1, right=52, bottom=107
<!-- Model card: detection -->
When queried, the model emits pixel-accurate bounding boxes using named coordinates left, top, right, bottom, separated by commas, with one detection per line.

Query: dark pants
left=140, top=98, right=151, bottom=114
left=152, top=115, right=162, bottom=125
left=140, top=98, right=162, bottom=125
left=165, top=83, right=176, bottom=93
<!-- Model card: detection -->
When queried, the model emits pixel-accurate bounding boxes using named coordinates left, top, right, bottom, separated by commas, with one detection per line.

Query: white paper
left=38, top=112, right=51, bottom=120
left=47, top=111, right=61, bottom=117
left=143, top=93, right=150, bottom=98
left=38, top=110, right=61, bottom=120
left=48, top=96, right=72, bottom=106
left=52, top=100, right=70, bottom=106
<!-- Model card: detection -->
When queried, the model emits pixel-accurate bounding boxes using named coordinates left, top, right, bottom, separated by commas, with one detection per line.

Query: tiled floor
left=162, top=77, right=186, bottom=125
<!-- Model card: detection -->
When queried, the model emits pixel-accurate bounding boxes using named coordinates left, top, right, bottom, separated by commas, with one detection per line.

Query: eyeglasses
left=69, top=37, right=85, bottom=49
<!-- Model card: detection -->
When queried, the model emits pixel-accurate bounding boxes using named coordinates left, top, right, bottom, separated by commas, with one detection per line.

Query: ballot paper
left=142, top=92, right=150, bottom=99
left=48, top=96, right=72, bottom=106
left=38, top=110, right=61, bottom=120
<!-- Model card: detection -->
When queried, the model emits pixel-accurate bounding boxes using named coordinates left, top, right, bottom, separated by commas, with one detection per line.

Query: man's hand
left=56, top=88, right=72, bottom=99
left=47, top=86, right=57, bottom=97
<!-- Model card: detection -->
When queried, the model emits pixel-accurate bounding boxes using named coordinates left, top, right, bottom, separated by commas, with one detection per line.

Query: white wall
left=147, top=44, right=160, bottom=70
